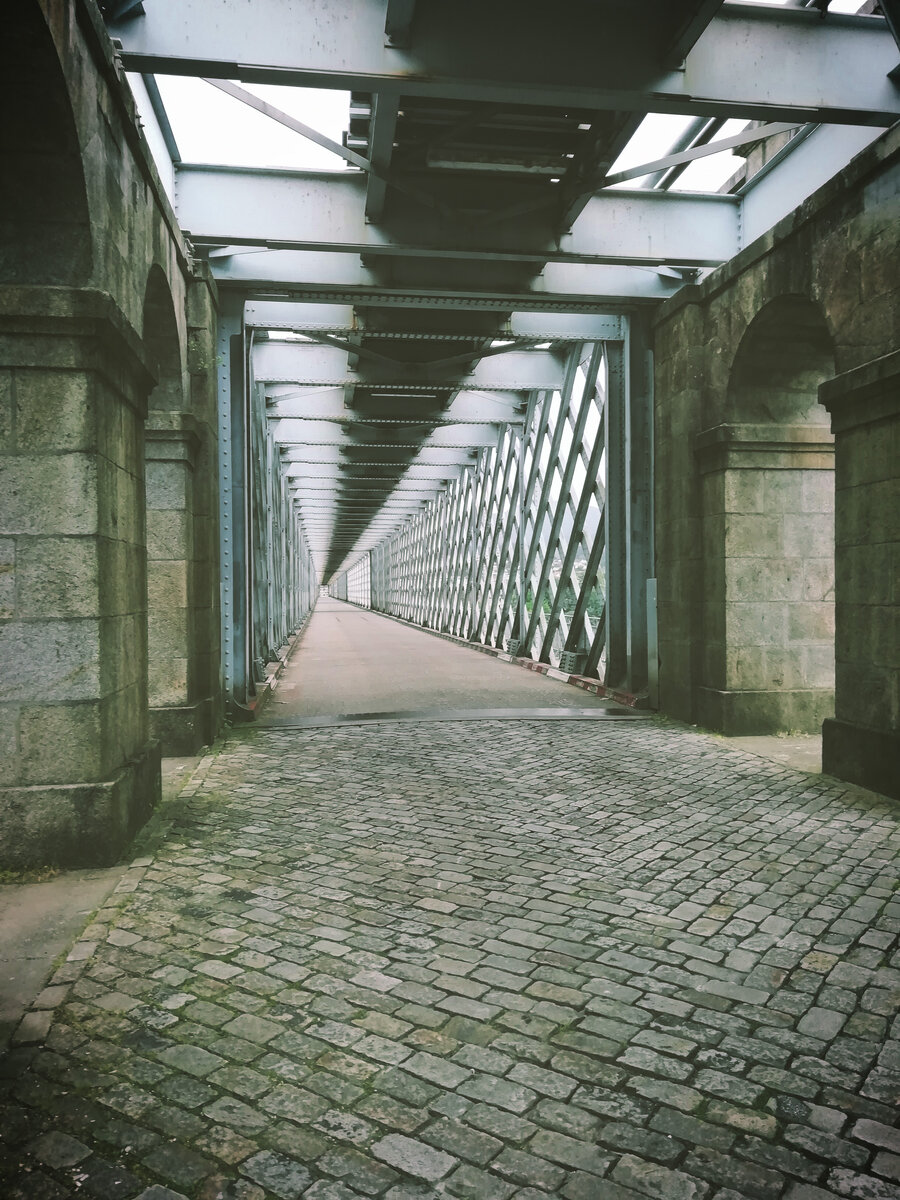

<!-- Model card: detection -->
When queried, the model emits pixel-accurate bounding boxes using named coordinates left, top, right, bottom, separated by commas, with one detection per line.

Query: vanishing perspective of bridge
left=0, top=3, right=898, bottom=1195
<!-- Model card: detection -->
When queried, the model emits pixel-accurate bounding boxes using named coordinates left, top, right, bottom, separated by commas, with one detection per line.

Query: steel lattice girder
left=109, top=1, right=899, bottom=126
left=338, top=339, right=634, bottom=680
left=176, top=167, right=739, bottom=269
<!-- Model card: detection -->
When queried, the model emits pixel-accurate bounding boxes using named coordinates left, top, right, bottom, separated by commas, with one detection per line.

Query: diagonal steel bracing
left=333, top=331, right=652, bottom=691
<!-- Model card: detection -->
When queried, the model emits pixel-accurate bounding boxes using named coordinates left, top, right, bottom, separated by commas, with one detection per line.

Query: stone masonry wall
left=0, top=289, right=159, bottom=865
left=822, top=350, right=900, bottom=798
left=0, top=2, right=221, bottom=865
left=654, top=125, right=900, bottom=735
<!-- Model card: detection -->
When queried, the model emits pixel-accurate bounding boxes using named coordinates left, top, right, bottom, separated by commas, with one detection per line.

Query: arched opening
left=727, top=296, right=834, bottom=427
left=0, top=7, right=92, bottom=283
left=144, top=269, right=184, bottom=410
left=714, top=294, right=836, bottom=732
left=142, top=268, right=196, bottom=751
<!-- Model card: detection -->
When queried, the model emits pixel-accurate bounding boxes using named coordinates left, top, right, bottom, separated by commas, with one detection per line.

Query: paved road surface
left=264, top=599, right=617, bottom=719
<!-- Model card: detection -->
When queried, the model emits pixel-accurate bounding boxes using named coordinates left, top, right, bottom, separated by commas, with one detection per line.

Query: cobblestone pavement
left=2, top=718, right=899, bottom=1200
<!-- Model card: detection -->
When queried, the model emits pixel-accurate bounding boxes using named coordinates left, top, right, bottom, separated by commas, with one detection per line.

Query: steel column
left=603, top=337, right=628, bottom=688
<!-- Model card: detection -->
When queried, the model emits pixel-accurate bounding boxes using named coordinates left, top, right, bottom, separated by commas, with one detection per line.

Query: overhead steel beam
left=211, top=253, right=685, bottom=307
left=139, top=73, right=181, bottom=162
left=270, top=420, right=504, bottom=447
left=246, top=302, right=627, bottom=341
left=384, top=0, right=417, bottom=48
left=245, top=302, right=357, bottom=331
left=254, top=342, right=568, bottom=389
left=176, top=165, right=739, bottom=268
left=109, top=2, right=900, bottom=126
left=662, top=0, right=725, bottom=68
left=202, top=79, right=455, bottom=219
left=365, top=93, right=401, bottom=221
left=267, top=390, right=523, bottom=421
left=280, top=447, right=475, bottom=460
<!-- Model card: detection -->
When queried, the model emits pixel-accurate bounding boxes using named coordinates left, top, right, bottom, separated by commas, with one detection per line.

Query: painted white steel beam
left=210, top=252, right=682, bottom=307
left=110, top=3, right=900, bottom=126
left=269, top=420, right=505, bottom=447
left=245, top=302, right=626, bottom=341
left=267, top=390, right=523, bottom=421
left=176, top=166, right=739, bottom=269
left=254, top=342, right=568, bottom=389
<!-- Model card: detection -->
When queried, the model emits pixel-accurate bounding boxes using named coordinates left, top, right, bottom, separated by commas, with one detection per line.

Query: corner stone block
left=0, top=454, right=97, bottom=536
left=723, top=471, right=765, bottom=514
left=16, top=701, right=104, bottom=787
left=783, top=512, right=835, bottom=559
left=0, top=739, right=160, bottom=869
left=15, top=370, right=94, bottom=452
left=724, top=513, right=782, bottom=559
left=0, top=619, right=100, bottom=703
left=15, top=536, right=99, bottom=619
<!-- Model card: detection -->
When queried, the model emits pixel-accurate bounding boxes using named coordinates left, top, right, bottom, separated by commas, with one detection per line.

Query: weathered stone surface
left=1, top=718, right=897, bottom=1197
left=821, top=350, right=900, bottom=798
left=655, top=127, right=900, bottom=738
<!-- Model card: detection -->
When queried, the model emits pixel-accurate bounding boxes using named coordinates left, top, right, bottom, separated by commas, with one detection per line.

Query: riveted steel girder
left=245, top=302, right=627, bottom=342
left=267, top=389, right=523, bottom=422
left=254, top=341, right=568, bottom=390
left=220, top=256, right=680, bottom=306
left=176, top=166, right=739, bottom=269
left=110, top=1, right=900, bottom=126
left=269, top=419, right=504, bottom=448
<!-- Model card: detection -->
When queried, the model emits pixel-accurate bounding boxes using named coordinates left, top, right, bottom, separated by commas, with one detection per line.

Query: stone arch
left=698, top=293, right=836, bottom=733
left=0, top=5, right=92, bottom=283
left=143, top=265, right=185, bottom=408
left=727, top=295, right=835, bottom=426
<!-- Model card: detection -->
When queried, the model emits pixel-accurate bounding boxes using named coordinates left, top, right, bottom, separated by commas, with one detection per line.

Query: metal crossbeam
left=110, top=2, right=900, bottom=125
left=254, top=342, right=568, bottom=390
left=217, top=255, right=683, bottom=307
left=176, top=165, right=739, bottom=268
left=245, top=302, right=627, bottom=342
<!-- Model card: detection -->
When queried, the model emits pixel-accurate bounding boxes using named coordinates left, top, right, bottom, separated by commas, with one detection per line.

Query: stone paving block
left=156, top=1043, right=224, bottom=1078
left=457, top=1073, right=538, bottom=1113
left=527, top=1128, right=610, bottom=1175
left=27, top=1130, right=91, bottom=1167
left=11, top=1011, right=53, bottom=1046
left=371, top=1133, right=457, bottom=1181
left=1, top=718, right=899, bottom=1199
left=241, top=1149, right=311, bottom=1198
left=444, top=1162, right=516, bottom=1198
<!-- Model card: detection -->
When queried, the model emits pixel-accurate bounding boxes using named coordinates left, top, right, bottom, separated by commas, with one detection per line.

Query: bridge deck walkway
left=1, top=608, right=896, bottom=1200
left=262, top=597, right=617, bottom=721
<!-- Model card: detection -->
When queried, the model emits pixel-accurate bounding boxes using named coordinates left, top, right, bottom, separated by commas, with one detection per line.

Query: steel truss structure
left=217, top=304, right=318, bottom=709
left=330, top=327, right=654, bottom=693
left=249, top=380, right=318, bottom=686
left=102, top=0, right=900, bottom=712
